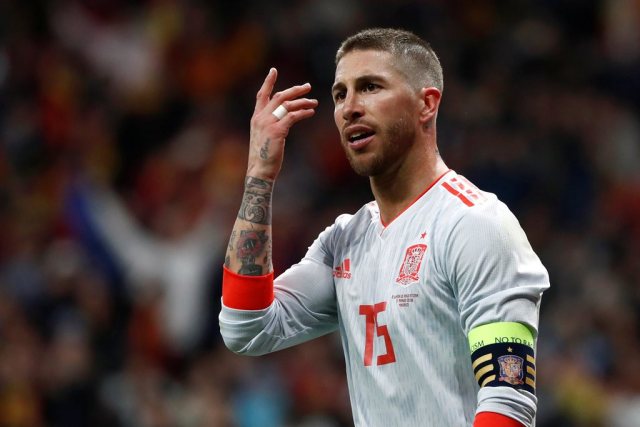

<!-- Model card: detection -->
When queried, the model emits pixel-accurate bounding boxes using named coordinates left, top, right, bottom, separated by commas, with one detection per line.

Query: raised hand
left=224, top=69, right=317, bottom=275
left=247, top=68, right=318, bottom=181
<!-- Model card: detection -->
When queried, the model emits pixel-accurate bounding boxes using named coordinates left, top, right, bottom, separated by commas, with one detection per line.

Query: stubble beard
left=344, top=116, right=416, bottom=177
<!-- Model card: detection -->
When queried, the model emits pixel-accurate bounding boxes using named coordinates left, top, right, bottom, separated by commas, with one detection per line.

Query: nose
left=342, top=91, right=363, bottom=122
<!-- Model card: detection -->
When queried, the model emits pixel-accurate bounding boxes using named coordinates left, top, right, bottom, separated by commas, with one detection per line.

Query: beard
left=344, top=115, right=416, bottom=177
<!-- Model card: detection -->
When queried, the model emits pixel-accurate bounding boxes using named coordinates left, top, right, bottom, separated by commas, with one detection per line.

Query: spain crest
left=395, top=244, right=427, bottom=286
left=498, top=355, right=524, bottom=385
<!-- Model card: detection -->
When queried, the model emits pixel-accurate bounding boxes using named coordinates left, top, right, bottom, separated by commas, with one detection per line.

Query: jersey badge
left=333, top=258, right=352, bottom=279
left=498, top=354, right=524, bottom=385
left=395, top=244, right=427, bottom=286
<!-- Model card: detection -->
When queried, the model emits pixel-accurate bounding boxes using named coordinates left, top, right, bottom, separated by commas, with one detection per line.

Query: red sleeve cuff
left=222, top=266, right=274, bottom=310
left=474, top=412, right=525, bottom=427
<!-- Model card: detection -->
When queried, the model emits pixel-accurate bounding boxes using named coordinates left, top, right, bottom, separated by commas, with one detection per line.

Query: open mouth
left=348, top=131, right=375, bottom=144
left=348, top=131, right=375, bottom=148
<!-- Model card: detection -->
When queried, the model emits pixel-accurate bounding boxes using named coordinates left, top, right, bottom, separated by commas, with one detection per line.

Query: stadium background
left=0, top=0, right=639, bottom=426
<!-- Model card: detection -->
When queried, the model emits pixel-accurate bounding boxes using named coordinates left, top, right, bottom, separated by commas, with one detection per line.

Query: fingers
left=253, top=68, right=317, bottom=127
left=248, top=70, right=317, bottom=181
left=255, top=68, right=277, bottom=112
left=279, top=97, right=318, bottom=112
left=276, top=98, right=318, bottom=125
left=280, top=107, right=317, bottom=126
left=267, top=83, right=316, bottom=121
left=269, top=82, right=312, bottom=111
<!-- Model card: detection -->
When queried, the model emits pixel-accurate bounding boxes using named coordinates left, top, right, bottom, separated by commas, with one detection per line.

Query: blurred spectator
left=70, top=120, right=227, bottom=354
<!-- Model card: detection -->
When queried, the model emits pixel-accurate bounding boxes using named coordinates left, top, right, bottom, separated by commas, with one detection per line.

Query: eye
left=333, top=90, right=346, bottom=102
left=363, top=83, right=378, bottom=92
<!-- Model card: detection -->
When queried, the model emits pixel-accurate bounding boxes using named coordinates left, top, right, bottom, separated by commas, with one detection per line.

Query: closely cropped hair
left=336, top=28, right=443, bottom=92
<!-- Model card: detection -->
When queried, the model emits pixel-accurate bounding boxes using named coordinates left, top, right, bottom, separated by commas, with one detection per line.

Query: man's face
left=332, top=49, right=422, bottom=177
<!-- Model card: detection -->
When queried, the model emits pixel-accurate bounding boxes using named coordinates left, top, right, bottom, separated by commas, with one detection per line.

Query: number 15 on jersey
left=359, top=302, right=396, bottom=366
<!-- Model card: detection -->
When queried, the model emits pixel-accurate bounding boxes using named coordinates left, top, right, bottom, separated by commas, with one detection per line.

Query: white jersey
left=219, top=170, right=549, bottom=427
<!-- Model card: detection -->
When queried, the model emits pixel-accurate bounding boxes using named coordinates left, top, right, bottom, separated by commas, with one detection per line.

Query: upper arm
left=446, top=204, right=549, bottom=334
left=445, top=203, right=549, bottom=426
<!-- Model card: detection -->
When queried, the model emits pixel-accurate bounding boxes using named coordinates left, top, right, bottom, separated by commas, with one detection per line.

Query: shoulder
left=330, top=201, right=376, bottom=241
left=333, top=201, right=376, bottom=226
left=453, top=198, right=523, bottom=238
left=437, top=177, right=549, bottom=321
left=314, top=201, right=376, bottom=251
left=435, top=173, right=528, bottom=251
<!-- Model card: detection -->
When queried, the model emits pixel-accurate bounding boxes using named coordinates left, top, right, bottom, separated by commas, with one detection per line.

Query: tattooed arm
left=224, top=176, right=273, bottom=275
left=224, top=68, right=317, bottom=276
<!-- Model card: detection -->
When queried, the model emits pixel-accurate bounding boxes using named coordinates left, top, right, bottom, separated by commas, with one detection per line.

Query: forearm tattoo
left=238, top=176, right=272, bottom=225
left=224, top=230, right=237, bottom=268
left=236, top=230, right=268, bottom=275
left=225, top=177, right=274, bottom=275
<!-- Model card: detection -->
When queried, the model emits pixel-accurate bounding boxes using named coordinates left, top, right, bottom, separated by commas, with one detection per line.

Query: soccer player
left=219, top=28, right=549, bottom=427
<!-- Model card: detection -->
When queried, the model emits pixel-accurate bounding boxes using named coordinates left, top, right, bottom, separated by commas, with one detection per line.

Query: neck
left=371, top=152, right=448, bottom=225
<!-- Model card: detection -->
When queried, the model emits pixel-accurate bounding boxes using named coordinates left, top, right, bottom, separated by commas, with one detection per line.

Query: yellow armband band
left=468, top=322, right=536, bottom=394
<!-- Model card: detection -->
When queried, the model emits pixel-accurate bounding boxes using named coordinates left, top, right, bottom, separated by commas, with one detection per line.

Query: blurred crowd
left=0, top=0, right=639, bottom=426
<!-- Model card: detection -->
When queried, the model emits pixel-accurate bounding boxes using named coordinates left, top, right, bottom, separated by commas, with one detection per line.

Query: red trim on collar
left=380, top=169, right=452, bottom=228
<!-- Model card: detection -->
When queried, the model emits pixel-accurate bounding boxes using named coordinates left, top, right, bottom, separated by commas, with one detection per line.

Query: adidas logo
left=333, top=258, right=352, bottom=279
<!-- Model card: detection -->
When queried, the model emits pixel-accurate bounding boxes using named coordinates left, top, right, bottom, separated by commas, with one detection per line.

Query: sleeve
left=219, top=222, right=340, bottom=356
left=474, top=412, right=525, bottom=427
left=445, top=201, right=550, bottom=427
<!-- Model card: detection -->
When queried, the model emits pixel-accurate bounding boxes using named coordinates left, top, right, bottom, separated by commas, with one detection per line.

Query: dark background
left=1, top=1, right=639, bottom=426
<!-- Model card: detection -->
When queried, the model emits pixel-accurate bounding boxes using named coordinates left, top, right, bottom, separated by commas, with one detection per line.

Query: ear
left=418, top=87, right=442, bottom=127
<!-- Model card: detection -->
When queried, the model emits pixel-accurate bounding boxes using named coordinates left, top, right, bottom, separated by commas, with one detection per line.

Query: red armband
left=222, top=266, right=274, bottom=310
left=474, top=412, right=525, bottom=427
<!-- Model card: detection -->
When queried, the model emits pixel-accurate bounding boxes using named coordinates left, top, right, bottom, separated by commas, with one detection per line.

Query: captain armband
left=468, top=322, right=536, bottom=395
